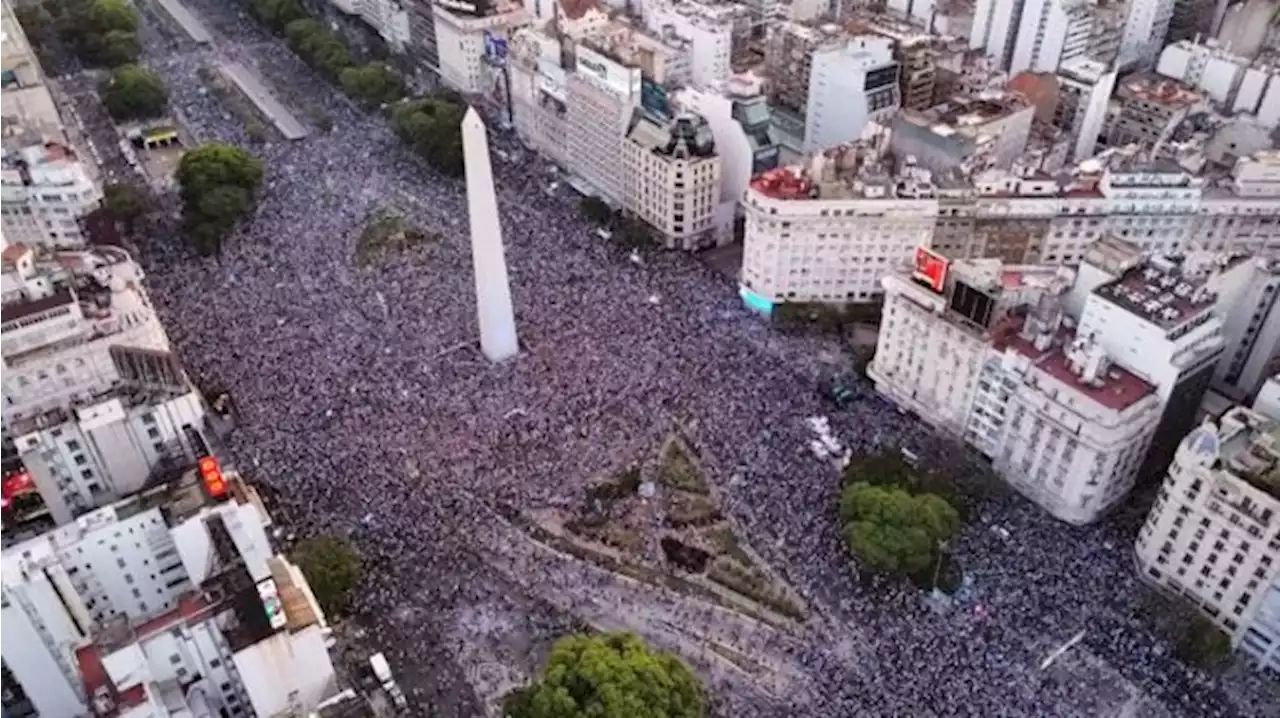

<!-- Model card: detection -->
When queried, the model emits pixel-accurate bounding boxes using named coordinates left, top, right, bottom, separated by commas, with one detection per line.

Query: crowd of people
left=121, top=3, right=1279, bottom=716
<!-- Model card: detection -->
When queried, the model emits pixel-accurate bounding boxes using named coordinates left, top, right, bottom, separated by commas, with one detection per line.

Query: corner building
left=1135, top=400, right=1280, bottom=675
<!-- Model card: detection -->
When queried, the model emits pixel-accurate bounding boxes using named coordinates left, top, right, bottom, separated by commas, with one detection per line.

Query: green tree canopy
left=285, top=18, right=353, bottom=79
left=99, top=64, right=168, bottom=121
left=390, top=96, right=466, bottom=177
left=247, top=0, right=307, bottom=34
left=53, top=0, right=140, bottom=67
left=176, top=144, right=264, bottom=255
left=97, top=29, right=140, bottom=67
left=505, top=633, right=704, bottom=718
left=87, top=0, right=138, bottom=34
left=340, top=62, right=407, bottom=108
left=580, top=196, right=613, bottom=224
left=293, top=535, right=362, bottom=619
left=102, top=183, right=147, bottom=226
left=1175, top=614, right=1233, bottom=669
left=839, top=482, right=959, bottom=577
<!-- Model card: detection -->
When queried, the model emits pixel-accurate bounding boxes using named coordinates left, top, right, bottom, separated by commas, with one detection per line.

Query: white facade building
left=869, top=254, right=1166, bottom=523
left=329, top=0, right=412, bottom=51
left=622, top=113, right=725, bottom=249
left=1210, top=257, right=1280, bottom=403
left=803, top=35, right=898, bottom=153
left=10, top=387, right=208, bottom=526
left=2, top=245, right=171, bottom=428
left=1, top=141, right=101, bottom=249
left=1157, top=38, right=1280, bottom=128
left=432, top=2, right=531, bottom=95
left=2, top=466, right=341, bottom=718
left=740, top=132, right=938, bottom=307
left=1009, top=0, right=1097, bottom=74
left=564, top=44, right=641, bottom=204
left=739, top=146, right=1280, bottom=312
left=1135, top=401, right=1280, bottom=674
left=1055, top=56, right=1118, bottom=162
left=1119, top=0, right=1177, bottom=69
left=643, top=1, right=733, bottom=89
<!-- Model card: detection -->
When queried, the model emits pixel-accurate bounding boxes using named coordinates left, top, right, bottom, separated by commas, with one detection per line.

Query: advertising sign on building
left=641, top=79, right=672, bottom=121
left=257, top=579, right=288, bottom=630
left=537, top=59, right=566, bottom=101
left=912, top=246, right=950, bottom=293
left=576, top=46, right=639, bottom=97
left=484, top=31, right=508, bottom=66
left=436, top=0, right=482, bottom=15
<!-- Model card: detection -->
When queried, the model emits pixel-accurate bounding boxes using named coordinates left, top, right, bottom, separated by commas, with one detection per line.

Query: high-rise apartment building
left=803, top=35, right=899, bottom=152
left=889, top=92, right=1036, bottom=175
left=1118, top=0, right=1178, bottom=68
left=565, top=43, right=642, bottom=204
left=433, top=1, right=532, bottom=94
left=1135, top=398, right=1280, bottom=674
left=643, top=0, right=734, bottom=89
left=1157, top=38, right=1280, bottom=128
left=2, top=465, right=343, bottom=717
left=1104, top=72, right=1206, bottom=149
left=328, top=0, right=413, bottom=52
left=2, top=142, right=102, bottom=249
left=847, top=12, right=938, bottom=111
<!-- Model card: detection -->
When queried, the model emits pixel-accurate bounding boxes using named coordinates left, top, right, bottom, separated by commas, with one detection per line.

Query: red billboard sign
left=912, top=246, right=950, bottom=293
left=198, top=456, right=228, bottom=499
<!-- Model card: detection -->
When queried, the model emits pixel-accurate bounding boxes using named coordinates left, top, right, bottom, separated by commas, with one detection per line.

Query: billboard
left=483, top=31, right=508, bottom=66
left=436, top=0, right=482, bottom=15
left=537, top=59, right=566, bottom=101
left=752, top=146, right=780, bottom=174
left=256, top=579, right=288, bottom=631
left=576, top=46, right=640, bottom=97
left=641, top=80, right=672, bottom=121
left=198, top=456, right=229, bottom=500
left=912, top=246, right=950, bottom=293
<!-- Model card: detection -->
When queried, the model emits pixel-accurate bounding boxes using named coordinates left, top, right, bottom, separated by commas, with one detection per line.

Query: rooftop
left=75, top=644, right=149, bottom=718
left=1092, top=255, right=1234, bottom=329
left=627, top=111, right=716, bottom=159
left=897, top=92, right=1030, bottom=137
left=1214, top=407, right=1280, bottom=502
left=1117, top=72, right=1203, bottom=108
left=996, top=319, right=1157, bottom=412
left=0, top=285, right=74, bottom=323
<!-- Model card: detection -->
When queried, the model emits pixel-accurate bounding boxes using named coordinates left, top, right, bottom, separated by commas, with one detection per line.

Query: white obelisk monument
left=462, top=107, right=519, bottom=362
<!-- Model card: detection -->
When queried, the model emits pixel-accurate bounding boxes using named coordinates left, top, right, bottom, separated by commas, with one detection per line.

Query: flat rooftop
left=898, top=92, right=1029, bottom=135
left=1092, top=256, right=1239, bottom=329
left=0, top=285, right=74, bottom=324
left=1117, top=73, right=1203, bottom=108
left=999, top=323, right=1157, bottom=412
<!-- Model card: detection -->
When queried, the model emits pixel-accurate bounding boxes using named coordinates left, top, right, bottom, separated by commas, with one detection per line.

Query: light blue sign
left=739, top=286, right=774, bottom=315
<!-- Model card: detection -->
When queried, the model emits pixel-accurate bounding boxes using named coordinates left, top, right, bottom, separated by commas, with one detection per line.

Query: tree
left=580, top=196, right=613, bottom=224
left=1175, top=614, right=1233, bottom=669
left=247, top=0, right=307, bottom=34
left=176, top=144, right=264, bottom=255
left=87, top=0, right=138, bottom=34
left=505, top=633, right=704, bottom=718
left=285, top=19, right=352, bottom=79
left=99, top=64, right=168, bottom=121
left=103, top=183, right=147, bottom=228
left=340, top=62, right=406, bottom=108
left=97, top=29, right=140, bottom=67
left=390, top=96, right=466, bottom=177
left=839, top=482, right=959, bottom=578
left=293, top=535, right=362, bottom=619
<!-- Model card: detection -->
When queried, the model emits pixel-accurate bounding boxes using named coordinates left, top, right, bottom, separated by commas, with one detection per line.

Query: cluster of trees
left=504, top=632, right=704, bottom=718
left=579, top=197, right=655, bottom=250
left=176, top=144, right=264, bottom=256
left=102, top=182, right=147, bottom=229
left=293, top=535, right=362, bottom=619
left=839, top=452, right=960, bottom=583
left=247, top=0, right=405, bottom=109
left=99, top=64, right=168, bottom=121
left=1133, top=589, right=1234, bottom=669
left=391, top=97, right=466, bottom=177
left=18, top=0, right=142, bottom=68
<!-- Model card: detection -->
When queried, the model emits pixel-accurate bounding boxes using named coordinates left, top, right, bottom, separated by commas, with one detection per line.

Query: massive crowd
left=120, top=3, right=1280, bottom=716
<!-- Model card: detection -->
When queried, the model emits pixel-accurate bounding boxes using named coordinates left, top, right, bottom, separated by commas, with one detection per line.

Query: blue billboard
left=483, top=31, right=509, bottom=66
left=641, top=79, right=672, bottom=122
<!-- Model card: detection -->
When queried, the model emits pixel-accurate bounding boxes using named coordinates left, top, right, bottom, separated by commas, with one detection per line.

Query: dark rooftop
left=996, top=319, right=1157, bottom=412
left=1093, top=258, right=1223, bottom=329
left=0, top=286, right=75, bottom=324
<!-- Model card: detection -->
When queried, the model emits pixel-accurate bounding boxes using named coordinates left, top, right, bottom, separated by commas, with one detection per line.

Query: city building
left=564, top=42, right=643, bottom=204
left=643, top=0, right=734, bottom=89
left=2, top=245, right=171, bottom=426
left=1007, top=58, right=1117, bottom=163
left=1, top=141, right=102, bottom=249
left=1104, top=72, right=1206, bottom=149
left=764, top=20, right=838, bottom=115
left=433, top=1, right=532, bottom=95
left=1135, top=398, right=1280, bottom=674
left=672, top=80, right=771, bottom=216
left=1008, top=0, right=1104, bottom=74
left=589, top=20, right=693, bottom=87
left=1211, top=257, right=1280, bottom=404
left=847, top=11, right=938, bottom=111
left=889, top=92, right=1036, bottom=175
left=1118, top=0, right=1178, bottom=69
left=2, top=464, right=343, bottom=717
left=739, top=144, right=1280, bottom=310
left=1255, top=373, right=1280, bottom=419
left=2, top=0, right=63, bottom=140
left=622, top=112, right=725, bottom=249
left=739, top=130, right=939, bottom=308
left=1157, top=38, right=1280, bottom=128
left=803, top=35, right=899, bottom=152
left=328, top=0, right=413, bottom=52
left=869, top=248, right=1166, bottom=523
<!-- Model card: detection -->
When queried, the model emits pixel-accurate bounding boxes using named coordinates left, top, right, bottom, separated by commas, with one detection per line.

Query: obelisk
left=462, top=107, right=519, bottom=362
